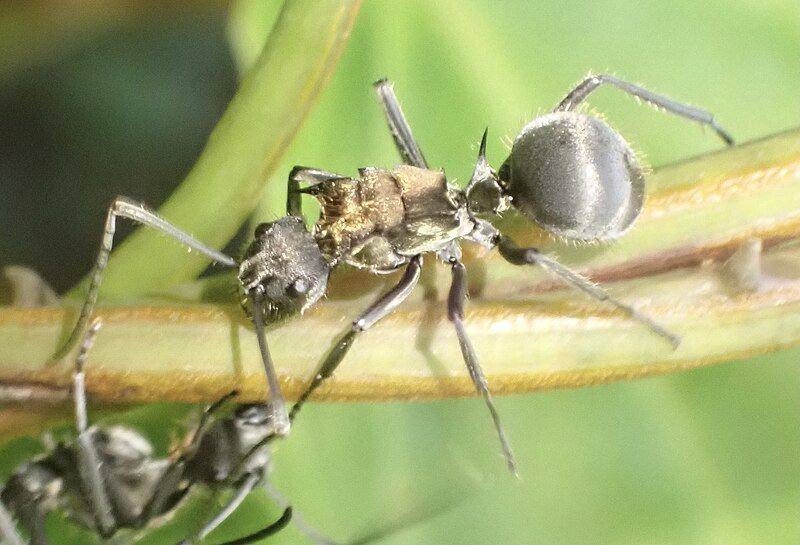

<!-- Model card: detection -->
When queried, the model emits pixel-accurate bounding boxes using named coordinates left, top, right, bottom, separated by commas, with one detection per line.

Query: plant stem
left=65, top=0, right=362, bottom=303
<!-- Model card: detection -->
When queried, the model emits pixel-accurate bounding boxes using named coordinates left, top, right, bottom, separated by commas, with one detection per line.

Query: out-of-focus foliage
left=0, top=1, right=798, bottom=544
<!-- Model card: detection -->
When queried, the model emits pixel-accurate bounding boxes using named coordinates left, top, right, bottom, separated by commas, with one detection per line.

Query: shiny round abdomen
left=506, top=111, right=644, bottom=241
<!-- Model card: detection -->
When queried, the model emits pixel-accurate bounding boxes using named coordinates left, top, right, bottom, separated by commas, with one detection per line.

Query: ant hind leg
left=373, top=79, right=428, bottom=168
left=496, top=235, right=680, bottom=348
left=447, top=260, right=518, bottom=477
left=554, top=73, right=734, bottom=145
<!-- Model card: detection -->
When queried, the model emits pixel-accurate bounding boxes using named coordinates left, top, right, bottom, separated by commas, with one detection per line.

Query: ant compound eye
left=504, top=111, right=644, bottom=241
left=254, top=222, right=273, bottom=237
left=289, top=278, right=309, bottom=296
left=234, top=404, right=271, bottom=426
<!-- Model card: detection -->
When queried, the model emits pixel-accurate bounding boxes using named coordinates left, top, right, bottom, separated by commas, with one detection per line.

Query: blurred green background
left=1, top=1, right=799, bottom=544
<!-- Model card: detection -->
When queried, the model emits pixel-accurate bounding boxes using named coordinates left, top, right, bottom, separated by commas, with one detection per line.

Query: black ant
left=3, top=320, right=331, bottom=545
left=58, top=74, right=732, bottom=476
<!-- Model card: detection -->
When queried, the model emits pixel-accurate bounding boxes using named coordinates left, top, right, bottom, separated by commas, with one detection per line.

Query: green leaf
left=65, top=0, right=362, bottom=303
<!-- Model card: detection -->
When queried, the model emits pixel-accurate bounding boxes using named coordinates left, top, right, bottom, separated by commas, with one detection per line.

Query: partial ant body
left=2, top=321, right=330, bottom=545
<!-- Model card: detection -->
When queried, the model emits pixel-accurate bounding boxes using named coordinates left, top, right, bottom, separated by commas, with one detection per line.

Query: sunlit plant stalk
left=2, top=0, right=800, bottom=441
left=64, top=0, right=363, bottom=303
left=1, top=129, right=799, bottom=417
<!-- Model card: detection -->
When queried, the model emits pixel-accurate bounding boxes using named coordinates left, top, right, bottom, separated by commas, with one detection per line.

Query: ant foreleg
left=211, top=506, right=293, bottom=545
left=287, top=166, right=348, bottom=217
left=56, top=197, right=236, bottom=361
left=0, top=498, right=25, bottom=545
left=289, top=255, right=422, bottom=420
left=72, top=319, right=116, bottom=536
left=176, top=473, right=261, bottom=545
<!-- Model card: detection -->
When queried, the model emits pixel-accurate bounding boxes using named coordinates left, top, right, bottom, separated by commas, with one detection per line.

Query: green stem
left=65, top=0, right=362, bottom=302
left=1, top=128, right=800, bottom=438
left=2, top=239, right=800, bottom=406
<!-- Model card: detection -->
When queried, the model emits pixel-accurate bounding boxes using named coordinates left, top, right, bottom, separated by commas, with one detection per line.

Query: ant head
left=231, top=404, right=274, bottom=473
left=239, top=216, right=330, bottom=322
left=233, top=404, right=272, bottom=428
left=501, top=111, right=645, bottom=241
left=465, top=129, right=511, bottom=216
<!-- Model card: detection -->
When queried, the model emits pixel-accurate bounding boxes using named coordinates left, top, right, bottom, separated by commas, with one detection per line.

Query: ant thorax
left=308, top=165, right=474, bottom=272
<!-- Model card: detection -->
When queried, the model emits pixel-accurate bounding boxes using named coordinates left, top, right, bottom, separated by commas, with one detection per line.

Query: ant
left=2, top=320, right=331, bottom=545
left=268, top=75, right=733, bottom=475
left=58, top=74, right=732, bottom=477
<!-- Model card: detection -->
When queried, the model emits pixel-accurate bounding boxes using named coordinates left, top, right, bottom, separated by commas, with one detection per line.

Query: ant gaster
left=59, top=74, right=732, bottom=476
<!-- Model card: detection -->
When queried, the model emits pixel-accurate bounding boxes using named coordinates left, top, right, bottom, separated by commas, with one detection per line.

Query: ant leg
left=262, top=482, right=338, bottom=545
left=496, top=236, right=681, bottom=348
left=448, top=260, right=518, bottom=477
left=287, top=166, right=348, bottom=217
left=173, top=425, right=299, bottom=544
left=72, top=319, right=116, bottom=536
left=190, top=473, right=261, bottom=544
left=210, top=506, right=293, bottom=545
left=373, top=79, right=428, bottom=168
left=56, top=197, right=237, bottom=360
left=185, top=390, right=239, bottom=451
left=372, top=80, right=439, bottom=298
left=142, top=390, right=238, bottom=520
left=250, top=289, right=290, bottom=436
left=554, top=74, right=734, bottom=145
left=0, top=498, right=25, bottom=545
left=289, top=255, right=423, bottom=420
left=2, top=479, right=50, bottom=545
